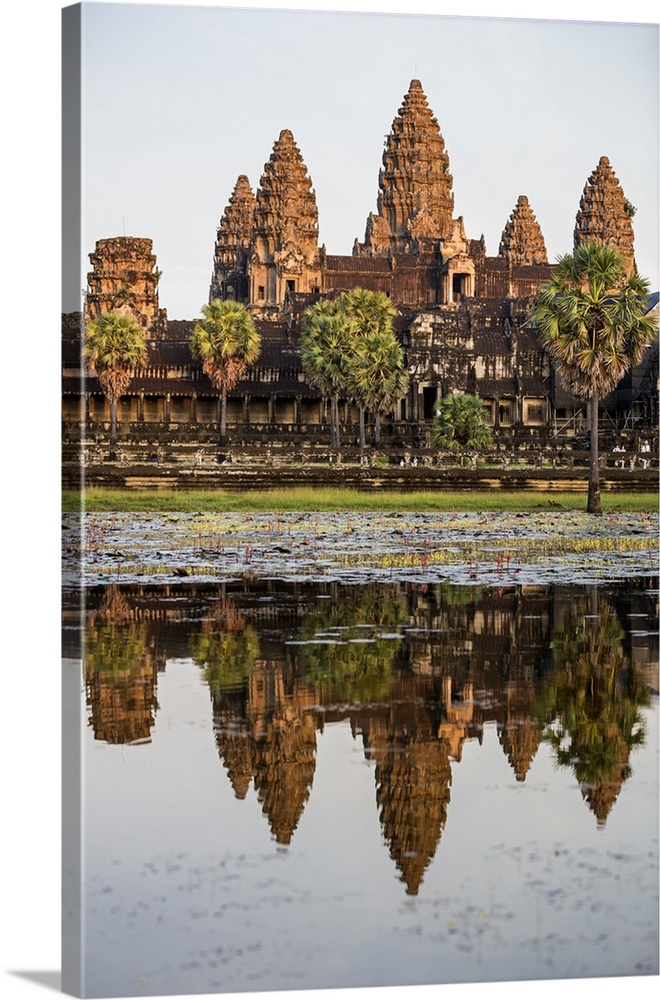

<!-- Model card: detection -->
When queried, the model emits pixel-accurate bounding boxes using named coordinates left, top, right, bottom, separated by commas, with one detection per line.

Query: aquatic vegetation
left=62, top=509, right=659, bottom=589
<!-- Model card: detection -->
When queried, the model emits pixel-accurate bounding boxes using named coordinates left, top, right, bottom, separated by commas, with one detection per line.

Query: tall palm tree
left=348, top=330, right=409, bottom=446
left=190, top=299, right=261, bottom=444
left=533, top=242, right=656, bottom=514
left=299, top=299, right=356, bottom=449
left=83, top=311, right=149, bottom=451
left=341, top=287, right=398, bottom=335
left=341, top=288, right=405, bottom=447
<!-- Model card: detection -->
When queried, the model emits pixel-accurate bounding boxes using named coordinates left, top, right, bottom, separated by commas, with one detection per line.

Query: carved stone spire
left=250, top=129, right=321, bottom=312
left=86, top=237, right=166, bottom=334
left=210, top=174, right=256, bottom=303
left=574, top=156, right=636, bottom=275
left=499, top=195, right=548, bottom=266
left=358, top=79, right=455, bottom=255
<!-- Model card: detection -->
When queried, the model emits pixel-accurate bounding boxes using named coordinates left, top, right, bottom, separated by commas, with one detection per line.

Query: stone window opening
left=452, top=272, right=471, bottom=302
left=498, top=399, right=515, bottom=426
left=522, top=398, right=547, bottom=426
left=422, top=385, right=438, bottom=420
left=257, top=285, right=265, bottom=300
left=286, top=279, right=296, bottom=294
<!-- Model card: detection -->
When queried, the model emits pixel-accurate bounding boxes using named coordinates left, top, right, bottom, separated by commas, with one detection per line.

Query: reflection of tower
left=249, top=658, right=318, bottom=845
left=359, top=692, right=451, bottom=896
left=438, top=675, right=474, bottom=762
left=497, top=677, right=543, bottom=782
left=213, top=690, right=255, bottom=800
left=212, top=652, right=319, bottom=846
left=85, top=640, right=159, bottom=745
left=84, top=587, right=160, bottom=745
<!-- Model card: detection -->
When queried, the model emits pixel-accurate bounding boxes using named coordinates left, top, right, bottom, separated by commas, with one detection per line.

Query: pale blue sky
left=72, top=1, right=659, bottom=318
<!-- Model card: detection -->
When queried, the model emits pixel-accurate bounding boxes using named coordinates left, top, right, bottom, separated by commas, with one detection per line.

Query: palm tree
left=190, top=299, right=261, bottom=444
left=432, top=391, right=492, bottom=456
left=83, top=311, right=148, bottom=451
left=348, top=330, right=409, bottom=446
left=341, top=287, right=398, bottom=335
left=299, top=299, right=356, bottom=449
left=341, top=289, right=407, bottom=447
left=533, top=242, right=656, bottom=514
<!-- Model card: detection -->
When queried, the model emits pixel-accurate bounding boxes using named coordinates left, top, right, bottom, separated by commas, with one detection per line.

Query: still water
left=65, top=579, right=659, bottom=998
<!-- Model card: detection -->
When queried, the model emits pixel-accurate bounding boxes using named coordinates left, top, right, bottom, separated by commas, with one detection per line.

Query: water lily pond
left=63, top=509, right=659, bottom=589
left=63, top=511, right=659, bottom=997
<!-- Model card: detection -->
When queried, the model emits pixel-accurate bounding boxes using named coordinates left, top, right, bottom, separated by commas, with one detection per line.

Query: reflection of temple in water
left=213, top=649, right=319, bottom=845
left=68, top=578, right=658, bottom=889
left=354, top=687, right=452, bottom=895
left=85, top=648, right=161, bottom=745
left=82, top=587, right=166, bottom=745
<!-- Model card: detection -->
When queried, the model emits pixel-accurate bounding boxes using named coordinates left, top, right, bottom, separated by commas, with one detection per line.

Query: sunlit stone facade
left=64, top=80, right=658, bottom=456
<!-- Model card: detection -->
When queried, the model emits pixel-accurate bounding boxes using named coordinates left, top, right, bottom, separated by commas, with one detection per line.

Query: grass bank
left=62, top=488, right=659, bottom=514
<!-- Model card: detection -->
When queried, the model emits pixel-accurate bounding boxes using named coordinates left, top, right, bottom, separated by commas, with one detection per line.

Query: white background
left=1, top=3, right=658, bottom=1000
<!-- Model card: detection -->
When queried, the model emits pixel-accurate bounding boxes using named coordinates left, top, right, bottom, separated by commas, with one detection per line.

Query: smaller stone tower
left=499, top=195, right=548, bottom=266
left=574, top=156, right=637, bottom=275
left=249, top=129, right=322, bottom=316
left=209, top=175, right=256, bottom=304
left=86, top=236, right=166, bottom=333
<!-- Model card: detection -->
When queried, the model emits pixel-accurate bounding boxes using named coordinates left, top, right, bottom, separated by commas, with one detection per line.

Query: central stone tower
left=355, top=79, right=456, bottom=255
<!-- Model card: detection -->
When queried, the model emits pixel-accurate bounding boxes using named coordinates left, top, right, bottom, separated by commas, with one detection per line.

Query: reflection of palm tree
left=541, top=596, right=650, bottom=826
left=192, top=598, right=261, bottom=694
left=295, top=585, right=407, bottom=702
left=84, top=586, right=157, bottom=744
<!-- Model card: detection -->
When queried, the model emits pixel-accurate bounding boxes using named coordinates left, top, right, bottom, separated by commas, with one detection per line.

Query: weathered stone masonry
left=62, top=80, right=658, bottom=457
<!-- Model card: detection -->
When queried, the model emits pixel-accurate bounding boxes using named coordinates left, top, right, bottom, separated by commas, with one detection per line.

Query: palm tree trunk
left=109, top=396, right=118, bottom=450
left=331, top=394, right=341, bottom=449
left=220, top=387, right=227, bottom=444
left=587, top=391, right=602, bottom=515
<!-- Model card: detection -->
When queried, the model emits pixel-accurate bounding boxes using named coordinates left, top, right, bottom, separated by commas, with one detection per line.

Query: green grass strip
left=63, top=487, right=659, bottom=514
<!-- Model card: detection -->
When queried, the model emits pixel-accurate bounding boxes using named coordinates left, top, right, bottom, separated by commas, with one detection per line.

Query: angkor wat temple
left=62, top=80, right=658, bottom=462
